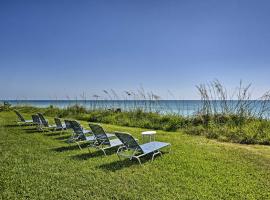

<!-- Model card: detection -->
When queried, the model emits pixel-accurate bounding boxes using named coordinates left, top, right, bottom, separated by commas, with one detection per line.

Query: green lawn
left=0, top=111, right=270, bottom=199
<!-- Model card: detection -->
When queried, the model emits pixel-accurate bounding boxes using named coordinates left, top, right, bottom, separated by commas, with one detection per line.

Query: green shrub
left=0, top=101, right=12, bottom=111
left=185, top=125, right=205, bottom=136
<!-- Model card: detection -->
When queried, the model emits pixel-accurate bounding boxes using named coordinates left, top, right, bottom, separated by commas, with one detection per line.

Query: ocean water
left=3, top=100, right=201, bottom=115
left=2, top=100, right=270, bottom=117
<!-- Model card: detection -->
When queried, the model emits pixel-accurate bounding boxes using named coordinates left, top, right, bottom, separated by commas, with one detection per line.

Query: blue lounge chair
left=37, top=113, right=56, bottom=131
left=68, top=120, right=94, bottom=149
left=64, top=120, right=72, bottom=129
left=54, top=118, right=67, bottom=131
left=88, top=123, right=122, bottom=155
left=31, top=114, right=42, bottom=131
left=115, top=132, right=171, bottom=164
left=88, top=123, right=115, bottom=139
left=14, top=110, right=33, bottom=125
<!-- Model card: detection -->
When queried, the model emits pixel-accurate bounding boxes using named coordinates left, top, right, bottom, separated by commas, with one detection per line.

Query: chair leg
left=152, top=151, right=161, bottom=162
left=87, top=146, right=92, bottom=154
left=134, top=156, right=142, bottom=165
left=76, top=141, right=82, bottom=150
left=95, top=145, right=107, bottom=156
left=116, top=147, right=122, bottom=160
left=101, top=148, right=107, bottom=156
left=117, top=154, right=122, bottom=160
left=116, top=146, right=121, bottom=154
left=169, top=145, right=172, bottom=153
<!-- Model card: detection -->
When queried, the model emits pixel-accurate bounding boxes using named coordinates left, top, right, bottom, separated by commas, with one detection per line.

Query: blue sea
left=2, top=100, right=270, bottom=117
left=2, top=100, right=201, bottom=115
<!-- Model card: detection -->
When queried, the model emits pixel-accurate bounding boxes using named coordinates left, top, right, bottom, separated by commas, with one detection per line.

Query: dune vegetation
left=2, top=104, right=269, bottom=145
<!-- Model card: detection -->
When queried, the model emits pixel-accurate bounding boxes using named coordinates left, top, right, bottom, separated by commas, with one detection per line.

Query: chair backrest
left=64, top=120, right=72, bottom=129
left=54, top=118, right=63, bottom=128
left=70, top=121, right=85, bottom=139
left=37, top=113, right=48, bottom=127
left=115, top=132, right=143, bottom=152
left=32, top=114, right=41, bottom=124
left=15, top=110, right=25, bottom=122
left=89, top=123, right=110, bottom=145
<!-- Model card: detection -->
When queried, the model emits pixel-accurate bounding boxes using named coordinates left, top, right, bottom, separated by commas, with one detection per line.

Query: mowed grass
left=0, top=111, right=270, bottom=200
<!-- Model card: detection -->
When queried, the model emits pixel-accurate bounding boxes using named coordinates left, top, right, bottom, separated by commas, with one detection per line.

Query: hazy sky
left=1, top=0, right=270, bottom=100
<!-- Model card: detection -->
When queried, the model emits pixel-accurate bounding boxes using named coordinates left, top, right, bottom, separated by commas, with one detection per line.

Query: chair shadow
left=52, top=143, right=89, bottom=152
left=4, top=124, right=36, bottom=128
left=71, top=147, right=119, bottom=160
left=72, top=148, right=122, bottom=160
left=97, top=159, right=140, bottom=171
left=54, top=135, right=71, bottom=140
left=71, top=151, right=105, bottom=160
left=24, top=129, right=43, bottom=134
left=44, top=132, right=63, bottom=137
left=3, top=124, right=22, bottom=128
left=97, top=152, right=169, bottom=171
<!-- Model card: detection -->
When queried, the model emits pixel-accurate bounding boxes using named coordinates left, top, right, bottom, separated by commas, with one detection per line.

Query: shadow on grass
left=52, top=143, right=89, bottom=152
left=98, top=159, right=138, bottom=171
left=24, top=129, right=44, bottom=134
left=98, top=152, right=169, bottom=171
left=71, top=147, right=118, bottom=160
left=44, top=132, right=63, bottom=137
left=3, top=124, right=22, bottom=128
left=3, top=124, right=36, bottom=128
left=71, top=151, right=105, bottom=160
left=54, top=135, right=71, bottom=140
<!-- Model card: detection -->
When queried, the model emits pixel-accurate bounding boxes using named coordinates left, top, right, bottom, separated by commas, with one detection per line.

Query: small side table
left=141, top=131, right=156, bottom=143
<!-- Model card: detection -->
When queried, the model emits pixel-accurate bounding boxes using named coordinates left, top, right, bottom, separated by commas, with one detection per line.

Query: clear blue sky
left=1, top=0, right=270, bottom=100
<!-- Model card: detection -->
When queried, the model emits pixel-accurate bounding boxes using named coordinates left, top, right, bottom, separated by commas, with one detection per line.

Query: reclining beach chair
left=14, top=110, right=33, bottom=125
left=54, top=118, right=67, bottom=131
left=68, top=120, right=94, bottom=149
left=32, top=114, right=42, bottom=131
left=64, top=120, right=72, bottom=129
left=88, top=123, right=122, bottom=155
left=115, top=132, right=171, bottom=164
left=88, top=123, right=115, bottom=139
left=37, top=113, right=56, bottom=131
